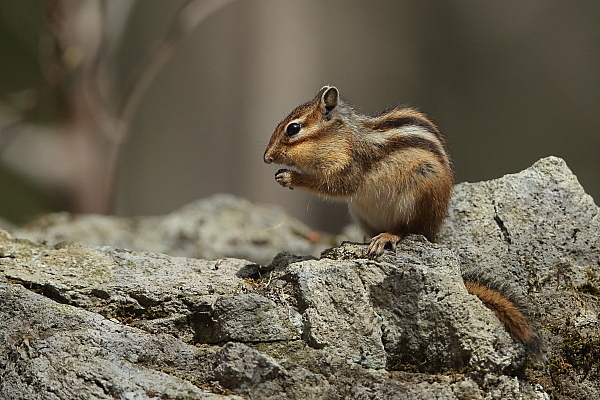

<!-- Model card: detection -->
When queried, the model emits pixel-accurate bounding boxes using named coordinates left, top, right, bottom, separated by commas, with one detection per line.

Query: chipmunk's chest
left=348, top=183, right=418, bottom=234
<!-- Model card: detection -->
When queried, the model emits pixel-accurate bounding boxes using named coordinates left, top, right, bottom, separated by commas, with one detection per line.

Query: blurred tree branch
left=119, top=0, right=235, bottom=126
left=1, top=0, right=234, bottom=216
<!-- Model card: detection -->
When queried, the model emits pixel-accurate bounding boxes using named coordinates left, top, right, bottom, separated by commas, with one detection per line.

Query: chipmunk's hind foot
left=367, top=232, right=402, bottom=258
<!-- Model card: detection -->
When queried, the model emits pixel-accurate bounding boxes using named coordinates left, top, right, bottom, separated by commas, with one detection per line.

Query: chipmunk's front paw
left=275, top=169, right=294, bottom=189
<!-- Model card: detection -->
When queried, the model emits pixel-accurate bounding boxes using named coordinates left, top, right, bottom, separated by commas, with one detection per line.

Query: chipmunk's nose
left=263, top=152, right=273, bottom=164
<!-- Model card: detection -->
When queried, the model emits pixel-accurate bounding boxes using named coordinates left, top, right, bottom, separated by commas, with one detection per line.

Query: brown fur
left=264, top=86, right=452, bottom=255
left=464, top=280, right=534, bottom=344
left=364, top=107, right=446, bottom=146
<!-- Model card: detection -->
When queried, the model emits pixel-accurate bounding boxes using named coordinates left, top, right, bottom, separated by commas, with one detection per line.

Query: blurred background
left=1, top=0, right=599, bottom=233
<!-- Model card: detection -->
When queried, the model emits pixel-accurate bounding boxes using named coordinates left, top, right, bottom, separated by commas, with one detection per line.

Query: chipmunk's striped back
left=364, top=107, right=446, bottom=144
left=355, top=107, right=450, bottom=176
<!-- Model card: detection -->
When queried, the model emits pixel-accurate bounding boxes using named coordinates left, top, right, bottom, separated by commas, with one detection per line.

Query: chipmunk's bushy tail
left=465, top=280, right=534, bottom=343
left=462, top=270, right=544, bottom=357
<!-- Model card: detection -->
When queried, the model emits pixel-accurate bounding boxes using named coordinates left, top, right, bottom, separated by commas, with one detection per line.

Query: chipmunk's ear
left=319, top=86, right=338, bottom=113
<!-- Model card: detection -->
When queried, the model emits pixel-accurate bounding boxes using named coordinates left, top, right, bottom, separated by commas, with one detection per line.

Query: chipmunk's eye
left=285, top=122, right=302, bottom=136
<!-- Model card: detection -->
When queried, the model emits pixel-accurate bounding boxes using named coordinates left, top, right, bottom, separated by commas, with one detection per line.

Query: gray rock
left=285, top=239, right=522, bottom=374
left=192, top=293, right=301, bottom=343
left=440, top=156, right=600, bottom=293
left=281, top=256, right=388, bottom=369
left=0, top=234, right=303, bottom=345
left=212, top=342, right=335, bottom=399
left=439, top=156, right=600, bottom=398
left=13, top=194, right=332, bottom=265
left=0, top=283, right=243, bottom=400
left=2, top=156, right=598, bottom=399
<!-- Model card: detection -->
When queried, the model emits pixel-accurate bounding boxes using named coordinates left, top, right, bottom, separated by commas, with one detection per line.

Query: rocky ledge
left=1, top=157, right=599, bottom=400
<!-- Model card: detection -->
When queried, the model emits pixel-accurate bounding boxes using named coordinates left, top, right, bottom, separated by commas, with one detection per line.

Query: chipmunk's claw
left=275, top=169, right=294, bottom=189
left=367, top=232, right=401, bottom=258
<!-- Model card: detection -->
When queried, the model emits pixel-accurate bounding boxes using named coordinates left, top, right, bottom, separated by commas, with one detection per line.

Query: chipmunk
left=264, top=85, right=452, bottom=257
left=263, top=86, right=537, bottom=346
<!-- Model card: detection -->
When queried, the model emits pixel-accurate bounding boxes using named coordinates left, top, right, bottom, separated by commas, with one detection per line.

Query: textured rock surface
left=0, top=283, right=243, bottom=400
left=13, top=194, right=333, bottom=265
left=440, top=156, right=600, bottom=399
left=285, top=239, right=521, bottom=373
left=1, top=157, right=599, bottom=399
left=440, top=156, right=600, bottom=292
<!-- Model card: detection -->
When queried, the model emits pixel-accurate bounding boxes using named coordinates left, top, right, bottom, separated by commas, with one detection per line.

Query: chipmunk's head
left=264, top=86, right=352, bottom=173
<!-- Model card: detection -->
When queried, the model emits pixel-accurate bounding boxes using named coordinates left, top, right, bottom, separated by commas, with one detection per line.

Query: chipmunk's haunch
left=264, top=86, right=538, bottom=347
left=264, top=85, right=453, bottom=257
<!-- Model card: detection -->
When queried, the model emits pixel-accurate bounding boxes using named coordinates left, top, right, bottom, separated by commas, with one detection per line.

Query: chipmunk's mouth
left=281, top=164, right=303, bottom=174
left=265, top=152, right=306, bottom=174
